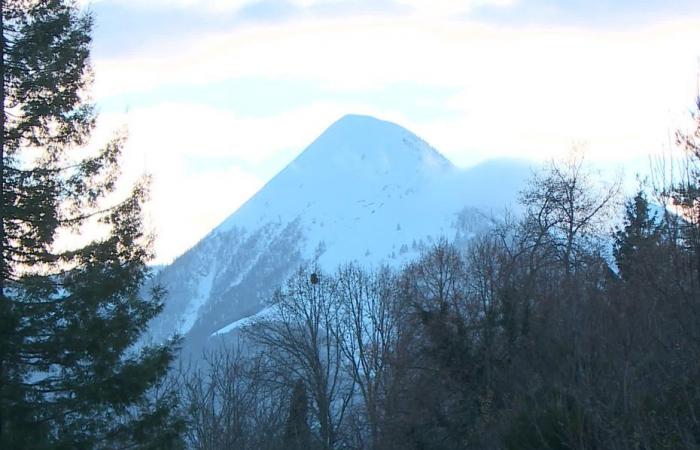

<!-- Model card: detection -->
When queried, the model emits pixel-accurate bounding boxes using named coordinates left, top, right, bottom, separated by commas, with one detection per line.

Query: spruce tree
left=284, top=379, right=312, bottom=450
left=0, top=1, right=182, bottom=448
left=613, top=190, right=663, bottom=281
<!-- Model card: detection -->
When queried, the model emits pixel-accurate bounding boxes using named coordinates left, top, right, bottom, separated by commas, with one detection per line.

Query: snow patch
left=211, top=306, right=278, bottom=337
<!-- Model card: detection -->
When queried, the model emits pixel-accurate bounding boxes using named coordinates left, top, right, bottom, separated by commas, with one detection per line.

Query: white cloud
left=147, top=164, right=262, bottom=263
left=106, top=101, right=370, bottom=163
left=97, top=101, right=412, bottom=262
left=89, top=10, right=700, bottom=260
left=94, top=16, right=700, bottom=99
left=83, top=0, right=516, bottom=14
left=395, top=0, right=517, bottom=16
left=81, top=0, right=250, bottom=12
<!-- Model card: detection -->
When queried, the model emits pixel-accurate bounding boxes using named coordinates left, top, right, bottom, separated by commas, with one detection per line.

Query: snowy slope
left=147, top=115, right=530, bottom=348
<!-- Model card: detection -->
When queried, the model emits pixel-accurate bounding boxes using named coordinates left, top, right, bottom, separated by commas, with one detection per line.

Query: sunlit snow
left=148, top=115, right=530, bottom=347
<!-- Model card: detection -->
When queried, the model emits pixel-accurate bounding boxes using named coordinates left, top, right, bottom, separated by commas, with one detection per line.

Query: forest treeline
left=181, top=134, right=700, bottom=450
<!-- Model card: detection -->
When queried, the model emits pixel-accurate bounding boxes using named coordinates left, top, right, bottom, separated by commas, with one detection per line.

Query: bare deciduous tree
left=336, top=264, right=400, bottom=450
left=520, top=150, right=619, bottom=274
left=246, top=267, right=354, bottom=450
left=182, top=342, right=286, bottom=450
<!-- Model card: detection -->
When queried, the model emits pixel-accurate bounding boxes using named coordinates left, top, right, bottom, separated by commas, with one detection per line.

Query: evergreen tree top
left=0, top=1, right=184, bottom=447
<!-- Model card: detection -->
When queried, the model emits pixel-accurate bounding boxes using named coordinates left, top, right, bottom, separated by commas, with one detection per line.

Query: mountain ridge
left=147, top=115, right=531, bottom=351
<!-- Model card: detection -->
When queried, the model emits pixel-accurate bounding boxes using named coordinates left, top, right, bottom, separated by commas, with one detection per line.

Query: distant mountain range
left=147, top=115, right=532, bottom=351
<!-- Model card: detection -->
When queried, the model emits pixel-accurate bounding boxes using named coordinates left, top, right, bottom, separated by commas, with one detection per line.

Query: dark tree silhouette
left=284, top=379, right=312, bottom=450
left=0, top=1, right=183, bottom=447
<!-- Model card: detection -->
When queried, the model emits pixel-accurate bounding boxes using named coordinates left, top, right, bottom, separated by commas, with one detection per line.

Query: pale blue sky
left=82, top=0, right=700, bottom=262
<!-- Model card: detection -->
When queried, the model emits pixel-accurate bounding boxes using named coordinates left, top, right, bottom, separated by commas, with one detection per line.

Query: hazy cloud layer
left=84, top=0, right=700, bottom=262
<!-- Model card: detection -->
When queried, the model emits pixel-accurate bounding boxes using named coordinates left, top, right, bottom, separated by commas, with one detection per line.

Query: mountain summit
left=286, top=114, right=452, bottom=172
left=148, top=115, right=530, bottom=348
left=218, top=114, right=454, bottom=235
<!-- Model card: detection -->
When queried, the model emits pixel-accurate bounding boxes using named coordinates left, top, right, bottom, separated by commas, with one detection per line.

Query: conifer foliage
left=0, top=1, right=182, bottom=448
left=613, top=190, right=664, bottom=281
left=283, top=380, right=312, bottom=450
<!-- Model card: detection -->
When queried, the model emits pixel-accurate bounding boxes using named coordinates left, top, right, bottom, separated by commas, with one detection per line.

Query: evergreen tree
left=284, top=379, right=312, bottom=450
left=0, top=1, right=183, bottom=448
left=613, top=190, right=663, bottom=280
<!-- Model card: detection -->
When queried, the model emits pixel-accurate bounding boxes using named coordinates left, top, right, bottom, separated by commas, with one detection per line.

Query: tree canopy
left=1, top=1, right=183, bottom=448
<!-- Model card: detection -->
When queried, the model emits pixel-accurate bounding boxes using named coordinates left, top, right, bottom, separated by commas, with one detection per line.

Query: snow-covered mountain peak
left=290, top=115, right=452, bottom=175
left=149, top=116, right=531, bottom=348
left=216, top=114, right=455, bottom=235
left=298, top=114, right=452, bottom=172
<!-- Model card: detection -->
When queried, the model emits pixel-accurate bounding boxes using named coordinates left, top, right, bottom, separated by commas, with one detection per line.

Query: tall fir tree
left=0, top=1, right=183, bottom=448
left=613, top=190, right=664, bottom=281
left=284, top=379, right=312, bottom=450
